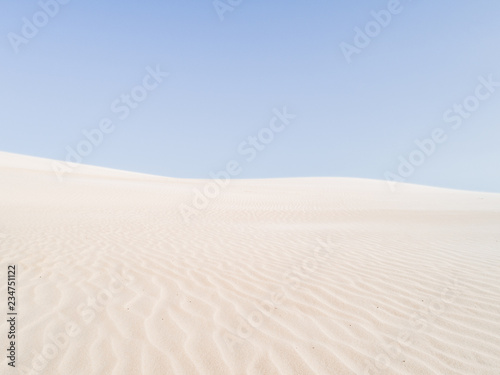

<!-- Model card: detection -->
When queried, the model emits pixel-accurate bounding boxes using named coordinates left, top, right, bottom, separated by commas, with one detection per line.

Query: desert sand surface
left=1, top=151, right=500, bottom=375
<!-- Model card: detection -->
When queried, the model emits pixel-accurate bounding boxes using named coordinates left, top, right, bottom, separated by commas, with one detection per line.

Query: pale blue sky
left=1, top=0, right=499, bottom=192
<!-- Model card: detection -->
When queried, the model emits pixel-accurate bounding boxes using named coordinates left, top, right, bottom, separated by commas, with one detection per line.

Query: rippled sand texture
left=1, top=151, right=500, bottom=375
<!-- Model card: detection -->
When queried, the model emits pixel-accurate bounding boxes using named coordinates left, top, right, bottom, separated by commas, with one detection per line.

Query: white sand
left=1, top=151, right=500, bottom=375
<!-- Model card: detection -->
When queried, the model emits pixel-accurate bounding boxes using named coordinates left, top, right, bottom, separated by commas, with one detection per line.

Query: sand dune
left=1, top=151, right=499, bottom=375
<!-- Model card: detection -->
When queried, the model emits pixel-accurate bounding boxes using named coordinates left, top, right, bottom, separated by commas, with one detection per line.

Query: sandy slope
left=0, top=151, right=499, bottom=375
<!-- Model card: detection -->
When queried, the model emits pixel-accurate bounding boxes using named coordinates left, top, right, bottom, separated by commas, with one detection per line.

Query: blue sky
left=1, top=0, right=499, bottom=192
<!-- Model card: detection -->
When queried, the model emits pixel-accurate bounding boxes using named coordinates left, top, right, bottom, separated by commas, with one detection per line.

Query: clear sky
left=1, top=0, right=499, bottom=192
